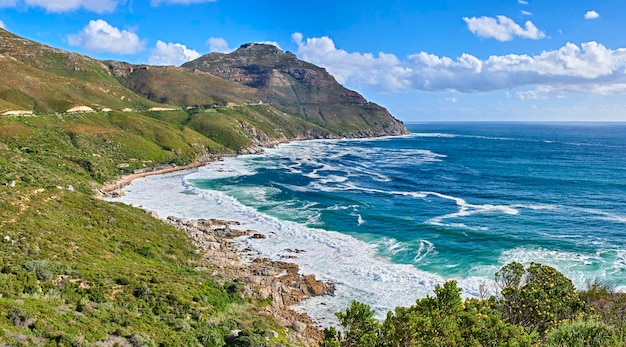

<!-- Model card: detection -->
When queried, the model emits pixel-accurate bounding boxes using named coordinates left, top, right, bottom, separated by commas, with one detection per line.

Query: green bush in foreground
left=497, top=262, right=589, bottom=335
left=324, top=280, right=535, bottom=347
left=323, top=263, right=626, bottom=347
left=547, top=319, right=617, bottom=347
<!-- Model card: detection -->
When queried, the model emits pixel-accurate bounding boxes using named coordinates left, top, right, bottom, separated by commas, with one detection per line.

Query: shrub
left=547, top=319, right=617, bottom=347
left=497, top=262, right=589, bottom=335
left=7, top=307, right=32, bottom=328
left=324, top=281, right=535, bottom=347
left=129, top=332, right=156, bottom=347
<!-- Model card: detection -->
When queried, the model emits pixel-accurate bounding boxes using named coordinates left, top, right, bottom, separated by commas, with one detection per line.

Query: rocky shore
left=164, top=216, right=333, bottom=346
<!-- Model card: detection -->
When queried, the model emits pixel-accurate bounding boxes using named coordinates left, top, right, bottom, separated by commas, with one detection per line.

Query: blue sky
left=2, top=0, right=626, bottom=122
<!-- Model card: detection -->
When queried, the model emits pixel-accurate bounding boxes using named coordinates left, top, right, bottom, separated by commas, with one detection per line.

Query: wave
left=391, top=190, right=518, bottom=231
left=110, top=170, right=506, bottom=324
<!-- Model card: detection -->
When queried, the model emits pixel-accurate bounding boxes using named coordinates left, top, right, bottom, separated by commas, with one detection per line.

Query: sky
left=1, top=0, right=626, bottom=122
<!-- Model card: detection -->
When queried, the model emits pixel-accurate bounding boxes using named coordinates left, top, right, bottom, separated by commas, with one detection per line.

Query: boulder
left=292, top=321, right=307, bottom=333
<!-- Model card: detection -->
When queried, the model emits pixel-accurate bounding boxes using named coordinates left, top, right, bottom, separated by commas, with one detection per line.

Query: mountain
left=182, top=43, right=408, bottom=137
left=0, top=28, right=407, bottom=144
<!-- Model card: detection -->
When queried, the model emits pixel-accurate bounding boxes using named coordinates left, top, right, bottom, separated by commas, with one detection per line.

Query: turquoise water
left=190, top=123, right=626, bottom=286
left=116, top=122, right=626, bottom=322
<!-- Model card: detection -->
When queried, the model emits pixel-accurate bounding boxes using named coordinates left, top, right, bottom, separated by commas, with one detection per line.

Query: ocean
left=111, top=122, right=626, bottom=324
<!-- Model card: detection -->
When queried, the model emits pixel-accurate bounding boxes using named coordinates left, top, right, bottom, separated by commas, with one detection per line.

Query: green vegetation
left=0, top=110, right=300, bottom=345
left=323, top=262, right=626, bottom=347
left=0, top=187, right=287, bottom=346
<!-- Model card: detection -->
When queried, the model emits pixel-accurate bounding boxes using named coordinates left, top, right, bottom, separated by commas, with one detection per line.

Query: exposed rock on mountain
left=183, top=43, right=408, bottom=137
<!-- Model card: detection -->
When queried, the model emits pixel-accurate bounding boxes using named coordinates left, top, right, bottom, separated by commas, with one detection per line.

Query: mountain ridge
left=183, top=43, right=408, bottom=137
left=0, top=28, right=407, bottom=141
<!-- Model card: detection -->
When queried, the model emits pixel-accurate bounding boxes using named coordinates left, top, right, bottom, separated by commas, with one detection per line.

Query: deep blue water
left=189, top=123, right=626, bottom=287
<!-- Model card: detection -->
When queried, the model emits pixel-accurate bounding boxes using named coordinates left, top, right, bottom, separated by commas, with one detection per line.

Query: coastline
left=101, top=135, right=452, bottom=327
left=99, top=149, right=335, bottom=345
left=99, top=156, right=220, bottom=197
left=164, top=216, right=330, bottom=346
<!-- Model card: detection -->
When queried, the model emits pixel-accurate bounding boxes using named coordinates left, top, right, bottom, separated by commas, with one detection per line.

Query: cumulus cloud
left=521, top=10, right=532, bottom=16
left=0, top=0, right=119, bottom=13
left=151, top=0, right=216, bottom=5
left=292, top=32, right=409, bottom=91
left=148, top=40, right=201, bottom=66
left=464, top=15, right=545, bottom=41
left=292, top=33, right=626, bottom=97
left=68, top=19, right=145, bottom=54
left=584, top=10, right=600, bottom=20
left=207, top=37, right=232, bottom=53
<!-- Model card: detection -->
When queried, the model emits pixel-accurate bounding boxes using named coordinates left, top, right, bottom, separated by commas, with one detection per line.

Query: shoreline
left=99, top=149, right=334, bottom=345
left=99, top=156, right=220, bottom=197
left=164, top=216, right=329, bottom=346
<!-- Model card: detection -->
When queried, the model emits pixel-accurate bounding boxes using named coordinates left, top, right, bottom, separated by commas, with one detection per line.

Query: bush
left=129, top=332, right=156, bottom=347
left=547, top=319, right=617, bottom=347
left=335, top=301, right=379, bottom=347
left=324, top=281, right=535, bottom=347
left=7, top=307, right=32, bottom=328
left=497, top=262, right=589, bottom=335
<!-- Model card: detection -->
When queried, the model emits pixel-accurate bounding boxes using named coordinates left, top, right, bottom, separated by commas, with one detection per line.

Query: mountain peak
left=237, top=43, right=282, bottom=52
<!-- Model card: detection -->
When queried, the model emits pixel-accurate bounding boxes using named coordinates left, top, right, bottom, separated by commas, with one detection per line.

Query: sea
left=110, top=122, right=626, bottom=325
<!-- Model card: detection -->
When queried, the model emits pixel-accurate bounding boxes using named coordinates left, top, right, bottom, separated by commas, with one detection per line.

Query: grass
left=0, top=187, right=285, bottom=345
left=0, top=109, right=299, bottom=345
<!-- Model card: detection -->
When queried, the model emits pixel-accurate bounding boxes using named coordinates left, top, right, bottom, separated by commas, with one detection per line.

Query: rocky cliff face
left=183, top=43, right=408, bottom=137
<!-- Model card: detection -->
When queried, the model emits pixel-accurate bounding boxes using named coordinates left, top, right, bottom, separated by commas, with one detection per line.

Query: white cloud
left=207, top=37, right=232, bottom=53
left=292, top=33, right=626, bottom=97
left=0, top=20, right=5, bottom=29
left=151, top=0, right=216, bottom=5
left=0, top=0, right=17, bottom=7
left=68, top=19, right=145, bottom=54
left=517, top=0, right=528, bottom=4
left=521, top=10, right=532, bottom=16
left=463, top=15, right=545, bottom=41
left=148, top=40, right=201, bottom=66
left=0, top=0, right=119, bottom=13
left=584, top=10, right=600, bottom=20
left=292, top=32, right=409, bottom=91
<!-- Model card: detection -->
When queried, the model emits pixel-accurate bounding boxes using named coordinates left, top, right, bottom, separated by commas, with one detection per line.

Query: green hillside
left=0, top=29, right=162, bottom=113
left=0, top=27, right=408, bottom=346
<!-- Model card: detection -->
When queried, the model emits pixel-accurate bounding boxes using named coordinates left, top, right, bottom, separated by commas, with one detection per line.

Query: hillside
left=0, top=29, right=162, bottom=114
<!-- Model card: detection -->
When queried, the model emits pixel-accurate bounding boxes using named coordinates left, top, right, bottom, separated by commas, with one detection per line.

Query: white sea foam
left=576, top=207, right=626, bottom=224
left=109, top=168, right=498, bottom=325
left=393, top=190, right=519, bottom=231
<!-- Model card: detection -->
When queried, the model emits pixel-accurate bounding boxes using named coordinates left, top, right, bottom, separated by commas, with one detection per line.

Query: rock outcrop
left=165, top=216, right=330, bottom=346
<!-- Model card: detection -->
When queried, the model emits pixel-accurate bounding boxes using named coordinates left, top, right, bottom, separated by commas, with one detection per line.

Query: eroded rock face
left=165, top=216, right=330, bottom=346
